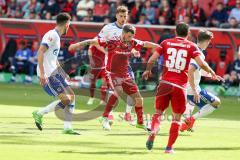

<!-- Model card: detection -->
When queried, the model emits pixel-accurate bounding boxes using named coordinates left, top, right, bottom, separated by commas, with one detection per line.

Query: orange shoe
left=180, top=122, right=188, bottom=132
left=185, top=116, right=195, bottom=129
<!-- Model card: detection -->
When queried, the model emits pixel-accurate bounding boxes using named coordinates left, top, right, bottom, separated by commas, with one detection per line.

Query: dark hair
left=19, top=40, right=25, bottom=46
left=197, top=29, right=213, bottom=43
left=176, top=22, right=189, bottom=37
left=116, top=5, right=128, bottom=14
left=123, top=24, right=136, bottom=34
left=56, top=12, right=71, bottom=25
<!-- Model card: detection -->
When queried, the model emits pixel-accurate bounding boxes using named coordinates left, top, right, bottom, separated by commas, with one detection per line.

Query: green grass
left=0, top=83, right=240, bottom=160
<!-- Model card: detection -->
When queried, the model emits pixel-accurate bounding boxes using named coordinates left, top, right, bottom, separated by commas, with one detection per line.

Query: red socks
left=100, top=85, right=107, bottom=102
left=148, top=113, right=161, bottom=141
left=135, top=106, right=144, bottom=124
left=167, top=121, right=180, bottom=149
left=102, top=94, right=118, bottom=117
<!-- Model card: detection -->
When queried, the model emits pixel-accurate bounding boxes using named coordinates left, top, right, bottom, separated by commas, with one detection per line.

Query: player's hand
left=68, top=44, right=78, bottom=52
left=132, top=50, right=141, bottom=57
left=193, top=90, right=200, bottom=103
left=39, top=74, right=47, bottom=86
left=142, top=70, right=152, bottom=80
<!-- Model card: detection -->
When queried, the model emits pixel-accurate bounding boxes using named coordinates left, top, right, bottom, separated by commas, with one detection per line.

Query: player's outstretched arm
left=188, top=65, right=200, bottom=103
left=38, top=45, right=48, bottom=86
left=142, top=51, right=160, bottom=80
left=143, top=41, right=160, bottom=49
left=68, top=39, right=98, bottom=52
left=194, top=56, right=223, bottom=81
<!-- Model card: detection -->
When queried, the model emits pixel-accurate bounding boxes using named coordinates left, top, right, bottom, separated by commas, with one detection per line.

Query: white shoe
left=102, top=118, right=111, bottom=131
left=99, top=100, right=106, bottom=105
left=87, top=97, right=94, bottom=105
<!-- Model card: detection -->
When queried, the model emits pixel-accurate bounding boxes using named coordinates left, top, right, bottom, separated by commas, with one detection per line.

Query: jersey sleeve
left=41, top=32, right=56, bottom=49
left=98, top=25, right=110, bottom=39
left=97, top=38, right=108, bottom=48
left=191, top=44, right=201, bottom=59
left=189, top=59, right=199, bottom=70
left=132, top=39, right=145, bottom=50
left=155, top=41, right=164, bottom=56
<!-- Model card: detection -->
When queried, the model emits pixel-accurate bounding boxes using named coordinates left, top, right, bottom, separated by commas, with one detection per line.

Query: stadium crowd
left=0, top=0, right=240, bottom=28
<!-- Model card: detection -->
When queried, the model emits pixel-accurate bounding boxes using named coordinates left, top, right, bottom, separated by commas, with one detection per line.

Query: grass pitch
left=0, top=83, right=240, bottom=160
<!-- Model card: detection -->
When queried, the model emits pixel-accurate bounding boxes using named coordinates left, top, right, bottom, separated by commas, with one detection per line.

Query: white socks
left=64, top=99, right=75, bottom=130
left=37, top=100, right=61, bottom=115
left=184, top=103, right=195, bottom=118
left=193, top=104, right=216, bottom=119
left=125, top=104, right=133, bottom=114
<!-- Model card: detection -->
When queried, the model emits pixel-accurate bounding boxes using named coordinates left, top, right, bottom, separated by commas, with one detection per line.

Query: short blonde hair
left=116, top=5, right=128, bottom=14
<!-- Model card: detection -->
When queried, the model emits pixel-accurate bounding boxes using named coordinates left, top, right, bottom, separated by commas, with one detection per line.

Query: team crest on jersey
left=53, top=49, right=59, bottom=55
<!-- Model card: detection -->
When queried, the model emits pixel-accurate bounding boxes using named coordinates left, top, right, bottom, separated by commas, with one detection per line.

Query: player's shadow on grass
left=59, top=150, right=147, bottom=155
left=176, top=147, right=240, bottom=151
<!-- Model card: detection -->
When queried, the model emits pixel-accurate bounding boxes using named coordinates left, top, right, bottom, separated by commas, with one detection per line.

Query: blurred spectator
left=175, top=0, right=191, bottom=24
left=103, top=16, right=111, bottom=24
left=137, top=13, right=151, bottom=25
left=10, top=40, right=32, bottom=82
left=62, top=0, right=75, bottom=15
left=82, top=8, right=93, bottom=22
left=220, top=17, right=240, bottom=28
left=216, top=49, right=231, bottom=77
left=191, top=0, right=206, bottom=26
left=109, top=0, right=123, bottom=22
left=141, top=0, right=155, bottom=24
left=76, top=0, right=94, bottom=20
left=232, top=53, right=240, bottom=74
left=131, top=0, right=143, bottom=23
left=183, top=15, right=193, bottom=26
left=22, top=0, right=41, bottom=19
left=206, top=2, right=228, bottom=27
left=6, top=0, right=18, bottom=18
left=41, top=0, right=60, bottom=17
left=44, top=11, right=52, bottom=20
left=228, top=1, right=240, bottom=23
left=93, top=0, right=109, bottom=22
left=28, top=41, right=39, bottom=82
left=157, top=29, right=175, bottom=44
left=157, top=0, right=174, bottom=25
left=0, top=0, right=7, bottom=15
left=0, top=38, right=17, bottom=72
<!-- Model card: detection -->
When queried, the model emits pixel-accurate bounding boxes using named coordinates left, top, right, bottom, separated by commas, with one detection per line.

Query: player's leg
left=87, top=70, right=97, bottom=105
left=146, top=82, right=171, bottom=150
left=99, top=76, right=107, bottom=105
left=183, top=90, right=221, bottom=131
left=165, top=86, right=186, bottom=153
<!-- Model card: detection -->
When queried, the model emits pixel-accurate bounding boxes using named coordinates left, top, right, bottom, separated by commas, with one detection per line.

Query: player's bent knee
left=135, top=97, right=143, bottom=106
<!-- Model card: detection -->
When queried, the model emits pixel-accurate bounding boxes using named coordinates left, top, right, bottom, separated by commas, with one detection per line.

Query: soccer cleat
left=181, top=116, right=196, bottom=132
left=124, top=112, right=133, bottom=122
left=136, top=123, right=149, bottom=133
left=164, top=147, right=174, bottom=154
left=146, top=140, right=154, bottom=150
left=62, top=129, right=80, bottom=135
left=87, top=97, right=94, bottom=105
left=102, top=117, right=111, bottom=130
left=32, top=111, right=43, bottom=131
left=108, top=114, right=114, bottom=126
left=180, top=122, right=188, bottom=132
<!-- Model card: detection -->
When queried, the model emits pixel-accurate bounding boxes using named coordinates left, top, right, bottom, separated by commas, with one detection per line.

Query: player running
left=96, top=5, right=136, bottom=123
left=180, top=29, right=222, bottom=132
left=86, top=44, right=108, bottom=106
left=32, top=13, right=79, bottom=135
left=142, top=22, right=221, bottom=153
left=69, top=24, right=159, bottom=131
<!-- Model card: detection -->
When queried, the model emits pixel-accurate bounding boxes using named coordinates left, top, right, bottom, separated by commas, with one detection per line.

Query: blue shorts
left=187, top=89, right=216, bottom=109
left=43, top=74, right=69, bottom=97
left=128, top=65, right=135, bottom=80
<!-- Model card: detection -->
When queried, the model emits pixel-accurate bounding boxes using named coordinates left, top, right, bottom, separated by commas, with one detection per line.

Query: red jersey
left=89, top=45, right=106, bottom=69
left=156, top=37, right=201, bottom=88
left=98, top=37, right=144, bottom=77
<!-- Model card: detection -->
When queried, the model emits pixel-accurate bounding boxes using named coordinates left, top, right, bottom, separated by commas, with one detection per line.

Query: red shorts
left=89, top=68, right=106, bottom=81
left=106, top=73, right=139, bottom=95
left=155, top=82, right=187, bottom=114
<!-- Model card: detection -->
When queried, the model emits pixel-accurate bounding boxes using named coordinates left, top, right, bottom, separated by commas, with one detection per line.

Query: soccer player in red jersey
left=142, top=22, right=221, bottom=153
left=87, top=44, right=108, bottom=105
left=69, top=24, right=159, bottom=130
